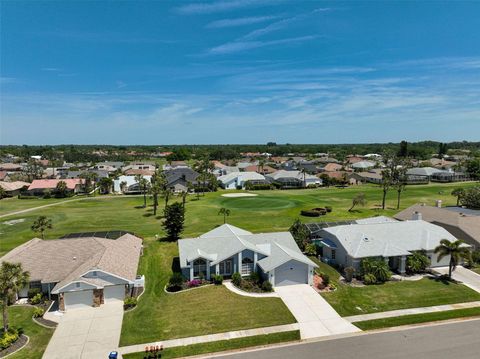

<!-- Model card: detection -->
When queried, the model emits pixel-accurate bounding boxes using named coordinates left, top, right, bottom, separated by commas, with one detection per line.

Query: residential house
left=61, top=170, right=109, bottom=180
left=349, top=170, right=383, bottom=184
left=0, top=181, right=30, bottom=196
left=27, top=179, right=85, bottom=195
left=122, top=162, right=156, bottom=173
left=351, top=161, right=375, bottom=171
left=266, top=170, right=321, bottom=188
left=92, top=161, right=124, bottom=173
left=243, top=164, right=276, bottom=175
left=164, top=168, right=200, bottom=192
left=322, top=163, right=343, bottom=172
left=0, top=232, right=143, bottom=311
left=178, top=224, right=317, bottom=286
left=394, top=204, right=480, bottom=249
left=319, top=219, right=463, bottom=274
left=0, top=163, right=23, bottom=171
left=218, top=172, right=267, bottom=190
left=113, top=175, right=152, bottom=193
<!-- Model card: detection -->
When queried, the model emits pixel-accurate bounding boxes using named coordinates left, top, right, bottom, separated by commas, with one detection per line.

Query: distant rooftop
left=60, top=230, right=136, bottom=240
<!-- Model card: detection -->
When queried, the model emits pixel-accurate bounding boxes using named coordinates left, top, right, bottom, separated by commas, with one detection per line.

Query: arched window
left=241, top=257, right=254, bottom=275
left=193, top=259, right=207, bottom=278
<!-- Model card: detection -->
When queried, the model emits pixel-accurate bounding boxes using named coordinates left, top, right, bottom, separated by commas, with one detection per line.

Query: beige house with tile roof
left=0, top=233, right=143, bottom=311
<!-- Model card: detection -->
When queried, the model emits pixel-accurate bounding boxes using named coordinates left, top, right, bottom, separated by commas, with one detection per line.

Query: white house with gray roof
left=319, top=218, right=464, bottom=274
left=178, top=224, right=317, bottom=287
left=218, top=171, right=267, bottom=189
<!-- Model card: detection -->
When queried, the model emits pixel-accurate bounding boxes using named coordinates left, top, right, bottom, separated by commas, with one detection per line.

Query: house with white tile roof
left=178, top=224, right=317, bottom=287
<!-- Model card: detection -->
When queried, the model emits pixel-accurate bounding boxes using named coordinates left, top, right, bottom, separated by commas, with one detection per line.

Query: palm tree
left=163, top=187, right=172, bottom=210
left=98, top=177, right=113, bottom=194
left=258, top=159, right=266, bottom=174
left=451, top=188, right=465, bottom=206
left=31, top=216, right=52, bottom=239
left=134, top=174, right=149, bottom=208
left=0, top=262, right=30, bottom=332
left=349, top=193, right=366, bottom=212
left=218, top=207, right=231, bottom=224
left=300, top=168, right=307, bottom=188
left=120, top=181, right=127, bottom=193
left=434, top=239, right=471, bottom=279
left=55, top=180, right=68, bottom=198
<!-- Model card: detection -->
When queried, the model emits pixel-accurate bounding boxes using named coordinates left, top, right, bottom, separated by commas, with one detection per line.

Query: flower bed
left=232, top=273, right=273, bottom=293
left=0, top=333, right=28, bottom=357
left=166, top=278, right=212, bottom=293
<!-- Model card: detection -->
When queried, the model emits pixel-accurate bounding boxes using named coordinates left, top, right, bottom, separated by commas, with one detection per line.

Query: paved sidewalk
left=223, top=281, right=279, bottom=298
left=275, top=284, right=360, bottom=339
left=118, top=323, right=300, bottom=356
left=434, top=266, right=480, bottom=293
left=345, top=301, right=480, bottom=322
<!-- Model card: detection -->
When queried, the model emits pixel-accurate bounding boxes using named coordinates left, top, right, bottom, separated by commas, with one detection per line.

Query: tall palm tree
left=134, top=174, right=149, bottom=208
left=434, top=239, right=471, bottom=279
left=0, top=262, right=30, bottom=332
left=349, top=193, right=366, bottom=212
left=218, top=207, right=231, bottom=224
left=300, top=168, right=307, bottom=188
left=31, top=216, right=52, bottom=239
left=163, top=187, right=172, bottom=210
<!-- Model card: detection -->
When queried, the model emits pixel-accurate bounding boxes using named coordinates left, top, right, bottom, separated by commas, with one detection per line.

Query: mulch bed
left=0, top=334, right=28, bottom=358
left=33, top=317, right=57, bottom=328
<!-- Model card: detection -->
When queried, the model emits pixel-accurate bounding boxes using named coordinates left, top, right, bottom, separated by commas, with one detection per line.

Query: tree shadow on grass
left=143, top=213, right=154, bottom=217
left=134, top=205, right=146, bottom=209
left=428, top=275, right=455, bottom=285
left=171, top=257, right=181, bottom=273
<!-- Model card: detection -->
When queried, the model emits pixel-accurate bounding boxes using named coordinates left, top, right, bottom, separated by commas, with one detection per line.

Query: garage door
left=104, top=285, right=125, bottom=303
left=64, top=290, right=93, bottom=309
left=275, top=260, right=308, bottom=286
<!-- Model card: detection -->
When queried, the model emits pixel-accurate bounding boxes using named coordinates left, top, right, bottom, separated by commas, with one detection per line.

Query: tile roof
left=0, top=181, right=30, bottom=192
left=0, top=234, right=142, bottom=293
left=28, top=179, right=84, bottom=190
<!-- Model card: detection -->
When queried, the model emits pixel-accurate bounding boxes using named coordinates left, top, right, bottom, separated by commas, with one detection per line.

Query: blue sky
left=1, top=1, right=480, bottom=145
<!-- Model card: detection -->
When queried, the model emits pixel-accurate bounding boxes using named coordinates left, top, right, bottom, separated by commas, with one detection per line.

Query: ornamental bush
left=320, top=272, right=330, bottom=286
left=344, top=266, right=355, bottom=283
left=232, top=272, right=242, bottom=287
left=300, top=210, right=321, bottom=217
left=33, top=307, right=44, bottom=318
left=261, top=281, right=273, bottom=292
left=212, top=274, right=223, bottom=285
left=124, top=296, right=137, bottom=310
left=363, top=273, right=377, bottom=285
left=30, top=293, right=43, bottom=305
left=304, top=243, right=317, bottom=256
left=187, top=279, right=202, bottom=288
left=325, top=206, right=333, bottom=213
left=249, top=272, right=260, bottom=284
left=168, top=272, right=184, bottom=289
left=28, top=287, right=41, bottom=299
left=0, top=329, right=19, bottom=350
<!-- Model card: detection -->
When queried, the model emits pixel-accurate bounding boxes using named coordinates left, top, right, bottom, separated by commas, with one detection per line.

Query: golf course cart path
left=434, top=266, right=480, bottom=293
left=345, top=300, right=480, bottom=322
left=221, top=193, right=258, bottom=198
left=0, top=198, right=86, bottom=219
left=42, top=301, right=124, bottom=359
left=275, top=284, right=360, bottom=339
left=117, top=323, right=299, bottom=356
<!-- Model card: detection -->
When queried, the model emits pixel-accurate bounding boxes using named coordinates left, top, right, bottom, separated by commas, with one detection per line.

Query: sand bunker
left=221, top=193, right=258, bottom=198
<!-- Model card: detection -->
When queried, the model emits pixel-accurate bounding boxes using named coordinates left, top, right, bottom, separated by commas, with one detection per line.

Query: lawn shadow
left=156, top=215, right=164, bottom=220
left=134, top=205, right=145, bottom=209
left=143, top=213, right=154, bottom=217
left=428, top=275, right=455, bottom=285
left=171, top=257, right=181, bottom=273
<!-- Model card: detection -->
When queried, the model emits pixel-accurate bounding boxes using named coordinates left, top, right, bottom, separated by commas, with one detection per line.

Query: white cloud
left=175, top=0, right=280, bottom=15
left=206, top=15, right=279, bottom=28
left=208, top=35, right=316, bottom=55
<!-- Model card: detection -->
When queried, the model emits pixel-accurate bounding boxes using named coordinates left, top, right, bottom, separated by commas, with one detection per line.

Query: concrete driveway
left=435, top=266, right=480, bottom=293
left=42, top=301, right=124, bottom=359
left=275, top=284, right=360, bottom=339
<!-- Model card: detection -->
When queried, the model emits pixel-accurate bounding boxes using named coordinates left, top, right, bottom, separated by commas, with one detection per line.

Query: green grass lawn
left=471, top=266, right=480, bottom=275
left=309, top=257, right=480, bottom=316
left=0, top=196, right=76, bottom=216
left=122, top=330, right=300, bottom=359
left=0, top=306, right=54, bottom=359
left=354, top=307, right=480, bottom=330
left=120, top=240, right=296, bottom=346
left=1, top=182, right=476, bottom=256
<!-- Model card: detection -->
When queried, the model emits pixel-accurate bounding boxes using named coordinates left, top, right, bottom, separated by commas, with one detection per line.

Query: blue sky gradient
left=1, top=1, right=479, bottom=144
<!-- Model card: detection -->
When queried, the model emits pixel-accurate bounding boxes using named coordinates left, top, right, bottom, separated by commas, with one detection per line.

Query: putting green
left=218, top=196, right=298, bottom=210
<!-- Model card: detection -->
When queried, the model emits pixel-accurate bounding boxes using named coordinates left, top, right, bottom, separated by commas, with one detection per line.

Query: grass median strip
left=354, top=307, right=480, bottom=330
left=122, top=330, right=300, bottom=359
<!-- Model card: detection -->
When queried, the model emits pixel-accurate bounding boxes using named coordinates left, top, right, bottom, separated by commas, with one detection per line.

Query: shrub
left=18, top=195, right=38, bottom=200
left=249, top=272, right=260, bottom=284
left=344, top=266, right=355, bottom=283
left=168, top=272, right=184, bottom=289
left=0, top=328, right=19, bottom=350
left=30, top=293, right=43, bottom=305
left=261, top=281, right=273, bottom=292
left=232, top=272, right=242, bottom=287
left=124, top=296, right=137, bottom=310
left=187, top=279, right=202, bottom=288
left=406, top=251, right=431, bottom=274
left=311, top=207, right=327, bottom=215
left=28, top=287, right=41, bottom=299
left=329, top=283, right=337, bottom=291
left=43, top=189, right=52, bottom=199
left=33, top=307, right=44, bottom=318
left=361, top=258, right=391, bottom=283
left=300, top=210, right=321, bottom=217
left=325, top=206, right=332, bottom=213
left=320, top=272, right=330, bottom=286
left=304, top=243, right=317, bottom=256
left=363, top=273, right=377, bottom=285
left=212, top=274, right=223, bottom=285
left=471, top=250, right=480, bottom=264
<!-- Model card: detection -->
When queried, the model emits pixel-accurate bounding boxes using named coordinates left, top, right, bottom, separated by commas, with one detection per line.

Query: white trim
left=51, top=280, right=99, bottom=294
left=79, top=269, right=133, bottom=285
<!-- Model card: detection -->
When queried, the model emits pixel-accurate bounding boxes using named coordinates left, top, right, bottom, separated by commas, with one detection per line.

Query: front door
left=220, top=260, right=232, bottom=275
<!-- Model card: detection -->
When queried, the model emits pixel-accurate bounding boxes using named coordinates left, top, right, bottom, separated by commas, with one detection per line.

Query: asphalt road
left=214, top=319, right=480, bottom=359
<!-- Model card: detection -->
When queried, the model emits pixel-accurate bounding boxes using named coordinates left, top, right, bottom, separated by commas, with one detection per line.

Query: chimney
left=412, top=211, right=422, bottom=221
left=436, top=200, right=442, bottom=208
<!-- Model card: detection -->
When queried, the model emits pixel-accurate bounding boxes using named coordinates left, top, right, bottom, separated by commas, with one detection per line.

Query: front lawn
left=120, top=240, right=296, bottom=346
left=354, top=307, right=480, bottom=330
left=122, top=330, right=300, bottom=359
left=309, top=257, right=480, bottom=317
left=0, top=305, right=54, bottom=359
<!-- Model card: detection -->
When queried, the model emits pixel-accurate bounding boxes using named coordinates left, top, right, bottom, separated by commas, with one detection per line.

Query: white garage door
left=64, top=290, right=93, bottom=309
left=275, top=260, right=308, bottom=286
left=104, top=285, right=125, bottom=303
